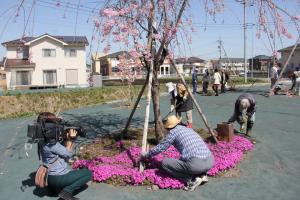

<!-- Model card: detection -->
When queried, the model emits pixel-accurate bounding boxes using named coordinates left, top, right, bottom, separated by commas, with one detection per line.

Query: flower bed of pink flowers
left=73, top=135, right=253, bottom=189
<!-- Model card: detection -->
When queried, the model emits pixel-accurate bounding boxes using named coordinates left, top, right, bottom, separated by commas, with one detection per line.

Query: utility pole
left=236, top=0, right=248, bottom=83
left=243, top=0, right=247, bottom=83
left=217, top=38, right=222, bottom=68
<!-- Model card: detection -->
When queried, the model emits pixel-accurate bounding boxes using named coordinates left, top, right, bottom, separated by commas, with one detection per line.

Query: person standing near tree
left=220, top=68, right=229, bottom=93
left=167, top=82, right=193, bottom=128
left=212, top=68, right=221, bottom=96
left=191, top=66, right=198, bottom=94
left=202, top=69, right=210, bottom=96
left=270, top=63, right=279, bottom=89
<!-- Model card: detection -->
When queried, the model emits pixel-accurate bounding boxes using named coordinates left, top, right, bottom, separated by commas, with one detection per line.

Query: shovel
left=149, top=102, right=183, bottom=124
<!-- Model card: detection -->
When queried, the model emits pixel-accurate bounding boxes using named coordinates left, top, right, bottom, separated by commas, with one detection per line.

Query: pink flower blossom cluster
left=207, top=136, right=253, bottom=176
left=73, top=136, right=253, bottom=189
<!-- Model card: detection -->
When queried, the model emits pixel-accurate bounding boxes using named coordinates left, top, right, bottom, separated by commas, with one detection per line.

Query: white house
left=1, top=33, right=89, bottom=90
left=173, top=57, right=207, bottom=75
left=212, top=58, right=249, bottom=72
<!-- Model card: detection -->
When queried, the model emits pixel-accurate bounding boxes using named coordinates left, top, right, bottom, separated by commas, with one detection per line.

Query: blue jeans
left=192, top=80, right=197, bottom=94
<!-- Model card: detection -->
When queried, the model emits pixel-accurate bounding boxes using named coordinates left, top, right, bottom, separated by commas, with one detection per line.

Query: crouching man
left=228, top=93, right=256, bottom=136
left=141, top=115, right=214, bottom=191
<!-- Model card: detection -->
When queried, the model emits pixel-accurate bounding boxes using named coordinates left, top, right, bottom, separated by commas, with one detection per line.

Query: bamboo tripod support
left=139, top=60, right=154, bottom=172
left=122, top=73, right=150, bottom=135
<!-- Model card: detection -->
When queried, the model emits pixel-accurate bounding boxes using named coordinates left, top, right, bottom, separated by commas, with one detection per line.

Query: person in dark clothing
left=228, top=93, right=256, bottom=136
left=202, top=69, right=210, bottom=95
left=169, top=83, right=194, bottom=128
left=220, top=68, right=229, bottom=93
left=191, top=66, right=198, bottom=94
left=37, top=112, right=92, bottom=200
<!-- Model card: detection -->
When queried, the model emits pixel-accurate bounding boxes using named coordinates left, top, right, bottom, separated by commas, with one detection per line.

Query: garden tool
left=149, top=102, right=183, bottom=124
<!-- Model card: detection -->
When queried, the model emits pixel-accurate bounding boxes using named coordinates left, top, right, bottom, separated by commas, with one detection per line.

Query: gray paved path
left=0, top=85, right=299, bottom=200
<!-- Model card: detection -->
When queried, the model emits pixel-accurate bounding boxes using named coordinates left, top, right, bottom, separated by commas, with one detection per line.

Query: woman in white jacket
left=212, top=69, right=221, bottom=96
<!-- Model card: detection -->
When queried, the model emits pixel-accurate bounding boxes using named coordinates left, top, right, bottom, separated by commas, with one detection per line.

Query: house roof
left=175, top=57, right=205, bottom=64
left=100, top=51, right=130, bottom=59
left=220, top=58, right=245, bottom=63
left=278, top=44, right=300, bottom=52
left=92, top=53, right=107, bottom=60
left=2, top=34, right=89, bottom=47
left=2, top=58, right=35, bottom=69
left=248, top=55, right=271, bottom=60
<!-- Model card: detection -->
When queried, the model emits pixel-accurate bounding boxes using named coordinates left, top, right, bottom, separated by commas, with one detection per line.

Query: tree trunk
left=151, top=68, right=165, bottom=142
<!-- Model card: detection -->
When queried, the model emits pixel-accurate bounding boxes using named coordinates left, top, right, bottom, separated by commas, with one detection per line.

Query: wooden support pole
left=122, top=73, right=150, bottom=136
left=169, top=56, right=218, bottom=143
left=139, top=61, right=154, bottom=172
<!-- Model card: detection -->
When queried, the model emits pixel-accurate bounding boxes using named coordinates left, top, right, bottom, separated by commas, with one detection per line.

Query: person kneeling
left=141, top=115, right=214, bottom=191
left=37, top=112, right=92, bottom=200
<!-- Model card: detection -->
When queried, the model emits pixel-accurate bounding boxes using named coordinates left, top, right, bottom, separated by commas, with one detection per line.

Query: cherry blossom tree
left=90, top=0, right=299, bottom=139
left=94, top=0, right=192, bottom=139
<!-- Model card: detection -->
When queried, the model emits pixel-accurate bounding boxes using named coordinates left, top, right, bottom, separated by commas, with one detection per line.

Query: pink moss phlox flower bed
left=73, top=135, right=253, bottom=189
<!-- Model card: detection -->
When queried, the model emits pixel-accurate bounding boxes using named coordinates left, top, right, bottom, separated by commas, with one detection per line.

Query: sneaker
left=58, top=190, right=79, bottom=200
left=184, top=177, right=204, bottom=192
left=201, top=175, right=208, bottom=183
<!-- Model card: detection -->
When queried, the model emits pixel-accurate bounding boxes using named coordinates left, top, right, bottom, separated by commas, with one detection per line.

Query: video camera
left=27, top=119, right=86, bottom=143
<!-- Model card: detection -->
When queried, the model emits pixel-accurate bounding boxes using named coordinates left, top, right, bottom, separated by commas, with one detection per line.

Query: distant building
left=173, top=57, right=207, bottom=75
left=214, top=58, right=248, bottom=72
left=248, top=55, right=272, bottom=71
left=97, top=51, right=144, bottom=77
left=91, top=52, right=106, bottom=74
left=1, top=33, right=89, bottom=90
left=278, top=44, right=300, bottom=72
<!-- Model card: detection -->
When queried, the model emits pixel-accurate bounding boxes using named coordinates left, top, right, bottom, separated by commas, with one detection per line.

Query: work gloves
left=170, top=105, right=175, bottom=112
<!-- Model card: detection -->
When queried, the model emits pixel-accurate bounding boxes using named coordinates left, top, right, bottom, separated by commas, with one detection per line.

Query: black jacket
left=174, top=93, right=193, bottom=112
left=234, top=93, right=256, bottom=117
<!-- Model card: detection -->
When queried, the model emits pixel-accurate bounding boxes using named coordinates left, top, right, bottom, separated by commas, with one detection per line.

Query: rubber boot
left=245, top=130, right=251, bottom=137
left=186, top=123, right=193, bottom=128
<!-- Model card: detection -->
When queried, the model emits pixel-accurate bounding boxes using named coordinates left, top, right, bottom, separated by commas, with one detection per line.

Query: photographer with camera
left=36, top=112, right=92, bottom=200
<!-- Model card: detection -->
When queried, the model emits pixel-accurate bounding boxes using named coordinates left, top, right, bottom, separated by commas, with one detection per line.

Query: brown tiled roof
left=3, top=58, right=35, bottom=69
left=2, top=34, right=89, bottom=46
left=278, top=44, right=300, bottom=52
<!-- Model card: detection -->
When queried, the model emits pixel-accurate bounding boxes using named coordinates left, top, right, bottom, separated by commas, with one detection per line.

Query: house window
left=43, top=49, right=56, bottom=57
left=111, top=67, right=119, bottom=72
left=16, top=47, right=29, bottom=59
left=43, top=70, right=57, bottom=85
left=65, top=49, right=77, bottom=57
left=16, top=71, right=31, bottom=85
left=0, top=73, right=6, bottom=80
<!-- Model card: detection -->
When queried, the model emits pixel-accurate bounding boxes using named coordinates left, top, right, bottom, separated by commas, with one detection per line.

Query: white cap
left=240, top=99, right=250, bottom=109
left=166, top=82, right=176, bottom=93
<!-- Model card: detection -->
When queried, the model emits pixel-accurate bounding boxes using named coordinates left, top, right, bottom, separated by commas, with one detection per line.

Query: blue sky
left=0, top=0, right=299, bottom=61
